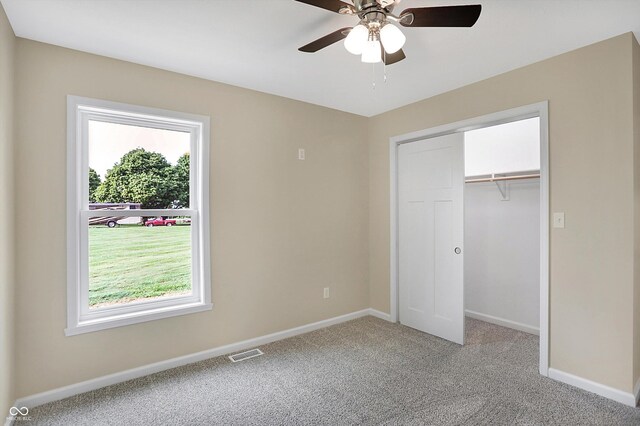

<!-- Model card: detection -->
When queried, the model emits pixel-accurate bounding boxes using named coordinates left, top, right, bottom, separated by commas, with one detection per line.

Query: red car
left=145, top=217, right=176, bottom=227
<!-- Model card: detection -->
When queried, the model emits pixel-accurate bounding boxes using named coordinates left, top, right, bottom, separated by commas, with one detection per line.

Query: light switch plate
left=553, top=212, right=565, bottom=228
left=298, top=148, right=305, bottom=160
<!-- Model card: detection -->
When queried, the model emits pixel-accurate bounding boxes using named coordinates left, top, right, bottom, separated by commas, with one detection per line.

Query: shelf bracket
left=493, top=174, right=509, bottom=201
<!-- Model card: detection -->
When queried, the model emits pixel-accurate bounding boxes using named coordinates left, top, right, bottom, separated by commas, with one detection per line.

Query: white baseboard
left=465, top=310, right=539, bottom=335
left=13, top=308, right=376, bottom=411
left=548, top=368, right=637, bottom=407
left=368, top=308, right=392, bottom=322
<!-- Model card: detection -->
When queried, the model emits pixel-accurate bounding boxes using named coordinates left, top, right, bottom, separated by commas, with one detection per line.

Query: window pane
left=88, top=120, right=191, bottom=209
left=88, top=216, right=192, bottom=309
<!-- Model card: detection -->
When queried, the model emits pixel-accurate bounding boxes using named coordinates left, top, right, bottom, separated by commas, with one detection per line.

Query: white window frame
left=66, top=96, right=211, bottom=336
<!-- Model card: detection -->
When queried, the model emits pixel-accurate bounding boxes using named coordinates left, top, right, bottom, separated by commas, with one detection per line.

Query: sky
left=88, top=120, right=190, bottom=179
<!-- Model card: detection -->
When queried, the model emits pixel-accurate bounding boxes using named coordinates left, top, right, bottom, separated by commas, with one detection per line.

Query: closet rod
left=465, top=173, right=540, bottom=184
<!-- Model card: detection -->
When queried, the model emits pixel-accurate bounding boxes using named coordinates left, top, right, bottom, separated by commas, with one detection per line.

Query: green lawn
left=88, top=225, right=191, bottom=307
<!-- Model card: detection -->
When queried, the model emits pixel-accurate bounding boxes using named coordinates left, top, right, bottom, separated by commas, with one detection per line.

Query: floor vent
left=228, top=348, right=264, bottom=363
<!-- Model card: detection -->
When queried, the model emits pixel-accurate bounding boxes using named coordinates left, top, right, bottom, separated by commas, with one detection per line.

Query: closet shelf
left=465, top=171, right=540, bottom=200
left=465, top=172, right=540, bottom=184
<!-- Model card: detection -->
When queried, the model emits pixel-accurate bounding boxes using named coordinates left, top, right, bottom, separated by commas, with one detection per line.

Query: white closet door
left=398, top=133, right=465, bottom=345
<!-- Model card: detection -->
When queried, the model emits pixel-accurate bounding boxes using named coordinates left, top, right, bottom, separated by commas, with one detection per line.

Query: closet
left=463, top=117, right=540, bottom=334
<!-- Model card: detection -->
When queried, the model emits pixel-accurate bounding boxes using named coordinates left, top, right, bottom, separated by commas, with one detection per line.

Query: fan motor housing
left=355, top=0, right=395, bottom=15
left=361, top=12, right=388, bottom=35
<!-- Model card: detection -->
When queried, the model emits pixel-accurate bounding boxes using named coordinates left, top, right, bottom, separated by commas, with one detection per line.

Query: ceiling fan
left=296, top=0, right=481, bottom=65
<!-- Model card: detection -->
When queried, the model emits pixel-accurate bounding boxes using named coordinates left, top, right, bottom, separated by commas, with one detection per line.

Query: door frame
left=389, top=101, right=550, bottom=376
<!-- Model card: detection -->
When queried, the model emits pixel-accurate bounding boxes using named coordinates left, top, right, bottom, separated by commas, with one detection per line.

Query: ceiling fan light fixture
left=361, top=40, right=382, bottom=63
left=380, top=23, right=406, bottom=54
left=344, top=24, right=368, bottom=55
left=296, top=0, right=483, bottom=67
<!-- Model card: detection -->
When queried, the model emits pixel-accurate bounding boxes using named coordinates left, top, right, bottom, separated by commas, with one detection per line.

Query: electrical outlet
left=323, top=287, right=330, bottom=299
left=298, top=148, right=305, bottom=160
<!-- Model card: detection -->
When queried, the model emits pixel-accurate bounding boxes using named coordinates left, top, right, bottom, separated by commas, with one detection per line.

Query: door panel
left=405, top=201, right=427, bottom=313
left=398, top=133, right=464, bottom=345
left=434, top=199, right=455, bottom=320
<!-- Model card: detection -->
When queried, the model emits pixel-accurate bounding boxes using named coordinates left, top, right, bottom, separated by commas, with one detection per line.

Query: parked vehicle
left=88, top=203, right=142, bottom=227
left=145, top=217, right=177, bottom=227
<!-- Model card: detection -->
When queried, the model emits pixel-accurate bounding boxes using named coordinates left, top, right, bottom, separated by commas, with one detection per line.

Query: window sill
left=65, top=302, right=213, bottom=336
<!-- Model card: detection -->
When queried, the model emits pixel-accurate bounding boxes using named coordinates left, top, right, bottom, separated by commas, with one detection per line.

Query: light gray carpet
left=28, top=317, right=640, bottom=425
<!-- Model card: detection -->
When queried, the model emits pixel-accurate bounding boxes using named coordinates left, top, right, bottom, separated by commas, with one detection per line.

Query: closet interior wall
left=464, top=118, right=541, bottom=334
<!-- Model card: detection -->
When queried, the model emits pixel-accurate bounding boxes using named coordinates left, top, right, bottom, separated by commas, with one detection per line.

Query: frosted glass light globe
left=380, top=23, right=406, bottom=54
left=361, top=40, right=382, bottom=63
left=344, top=25, right=368, bottom=55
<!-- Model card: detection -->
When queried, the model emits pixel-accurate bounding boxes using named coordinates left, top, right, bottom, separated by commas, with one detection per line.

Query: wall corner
left=632, top=32, right=640, bottom=400
left=0, top=0, right=16, bottom=420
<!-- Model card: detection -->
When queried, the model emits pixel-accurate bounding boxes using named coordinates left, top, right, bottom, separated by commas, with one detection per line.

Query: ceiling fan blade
left=294, top=0, right=355, bottom=14
left=382, top=48, right=406, bottom=65
left=299, top=27, right=352, bottom=53
left=400, top=5, right=481, bottom=27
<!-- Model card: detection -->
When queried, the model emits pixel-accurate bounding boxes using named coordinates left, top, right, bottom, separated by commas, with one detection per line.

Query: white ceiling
left=2, top=0, right=640, bottom=117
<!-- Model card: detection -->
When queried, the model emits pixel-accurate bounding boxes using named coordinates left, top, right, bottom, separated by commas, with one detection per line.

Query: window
left=66, top=96, right=211, bottom=335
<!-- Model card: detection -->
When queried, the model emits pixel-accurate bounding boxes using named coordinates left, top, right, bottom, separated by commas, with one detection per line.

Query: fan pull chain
left=383, top=53, right=387, bottom=83
left=372, top=63, right=376, bottom=90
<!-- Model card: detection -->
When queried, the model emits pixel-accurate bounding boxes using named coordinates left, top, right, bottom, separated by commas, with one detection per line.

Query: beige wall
left=13, top=39, right=369, bottom=398
left=634, top=36, right=640, bottom=391
left=0, top=4, right=15, bottom=417
left=9, top=28, right=640, bottom=400
left=368, top=33, right=637, bottom=393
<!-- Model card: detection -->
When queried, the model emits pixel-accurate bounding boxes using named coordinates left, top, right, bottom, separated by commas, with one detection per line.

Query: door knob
left=454, top=247, right=461, bottom=254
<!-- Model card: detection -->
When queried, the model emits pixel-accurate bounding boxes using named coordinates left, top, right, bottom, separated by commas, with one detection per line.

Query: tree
left=173, top=153, right=190, bottom=208
left=94, top=148, right=179, bottom=209
left=88, top=168, right=101, bottom=202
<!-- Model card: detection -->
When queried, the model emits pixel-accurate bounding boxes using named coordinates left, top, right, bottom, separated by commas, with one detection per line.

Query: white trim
left=66, top=95, right=212, bottom=336
left=389, top=101, right=550, bottom=376
left=538, top=103, right=550, bottom=377
left=548, top=368, right=638, bottom=408
left=13, top=309, right=373, bottom=409
left=465, top=310, right=539, bottom=335
left=64, top=303, right=213, bottom=336
left=389, top=139, right=398, bottom=324
left=368, top=308, right=392, bottom=322
left=634, top=376, right=640, bottom=406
